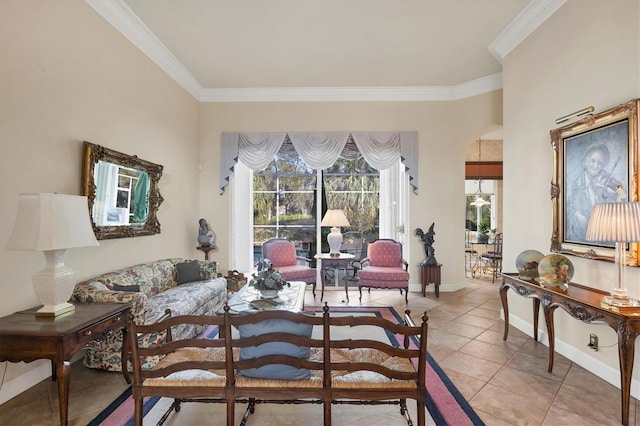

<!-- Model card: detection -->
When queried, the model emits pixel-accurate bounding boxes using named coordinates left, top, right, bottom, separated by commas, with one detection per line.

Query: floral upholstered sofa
left=71, top=258, right=227, bottom=372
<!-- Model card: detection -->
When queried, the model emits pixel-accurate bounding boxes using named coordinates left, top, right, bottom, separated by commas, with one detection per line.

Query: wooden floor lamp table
left=0, top=303, right=131, bottom=426
left=500, top=273, right=640, bottom=426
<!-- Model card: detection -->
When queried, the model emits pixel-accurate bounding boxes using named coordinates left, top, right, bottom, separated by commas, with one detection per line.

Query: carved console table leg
left=500, top=283, right=510, bottom=341
left=617, top=321, right=639, bottom=426
left=543, top=305, right=559, bottom=373
left=532, top=298, right=540, bottom=342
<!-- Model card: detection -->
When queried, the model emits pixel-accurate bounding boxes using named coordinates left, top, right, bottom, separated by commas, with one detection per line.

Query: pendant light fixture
left=471, top=138, right=491, bottom=207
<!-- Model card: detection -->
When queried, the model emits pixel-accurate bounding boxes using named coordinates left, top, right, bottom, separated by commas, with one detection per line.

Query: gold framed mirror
left=82, top=141, right=164, bottom=240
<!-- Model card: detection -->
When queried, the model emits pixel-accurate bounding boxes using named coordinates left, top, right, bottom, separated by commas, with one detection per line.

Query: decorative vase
left=260, top=289, right=279, bottom=298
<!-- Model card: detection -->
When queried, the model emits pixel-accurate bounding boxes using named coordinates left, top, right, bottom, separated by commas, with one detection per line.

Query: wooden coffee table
left=226, top=281, right=306, bottom=313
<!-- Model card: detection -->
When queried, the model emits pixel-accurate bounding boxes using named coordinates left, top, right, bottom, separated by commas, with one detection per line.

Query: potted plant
left=248, top=267, right=289, bottom=298
left=489, top=228, right=497, bottom=243
left=477, top=220, right=490, bottom=243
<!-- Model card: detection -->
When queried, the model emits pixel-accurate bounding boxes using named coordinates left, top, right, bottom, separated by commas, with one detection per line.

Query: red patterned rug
left=89, top=306, right=484, bottom=425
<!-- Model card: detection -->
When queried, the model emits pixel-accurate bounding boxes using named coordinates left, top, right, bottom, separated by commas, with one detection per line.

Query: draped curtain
left=220, top=131, right=418, bottom=194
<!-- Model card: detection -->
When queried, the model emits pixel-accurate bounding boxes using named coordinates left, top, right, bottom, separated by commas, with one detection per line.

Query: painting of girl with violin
left=565, top=120, right=629, bottom=244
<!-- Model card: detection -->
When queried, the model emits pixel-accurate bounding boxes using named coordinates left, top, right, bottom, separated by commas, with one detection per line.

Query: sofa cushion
left=176, top=260, right=201, bottom=284
left=113, top=284, right=141, bottom=292
left=237, top=319, right=312, bottom=380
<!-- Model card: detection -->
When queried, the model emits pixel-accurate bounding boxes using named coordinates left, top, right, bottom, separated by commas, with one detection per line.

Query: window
left=253, top=153, right=317, bottom=259
left=251, top=143, right=380, bottom=263
left=233, top=145, right=408, bottom=273
left=324, top=157, right=380, bottom=243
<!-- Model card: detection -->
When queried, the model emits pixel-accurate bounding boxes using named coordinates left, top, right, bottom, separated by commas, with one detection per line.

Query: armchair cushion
left=358, top=266, right=409, bottom=282
left=264, top=240, right=298, bottom=267
left=366, top=240, right=405, bottom=267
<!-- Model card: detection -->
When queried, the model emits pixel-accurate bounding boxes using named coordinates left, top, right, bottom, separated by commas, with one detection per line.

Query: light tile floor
left=0, top=274, right=637, bottom=425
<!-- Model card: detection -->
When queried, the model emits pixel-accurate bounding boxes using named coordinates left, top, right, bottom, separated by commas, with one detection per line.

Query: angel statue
left=415, top=223, right=437, bottom=265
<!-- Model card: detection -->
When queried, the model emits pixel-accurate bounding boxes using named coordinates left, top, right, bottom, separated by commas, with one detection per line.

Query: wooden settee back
left=128, top=304, right=428, bottom=426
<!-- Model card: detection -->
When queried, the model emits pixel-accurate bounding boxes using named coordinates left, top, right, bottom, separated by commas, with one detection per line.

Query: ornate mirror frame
left=82, top=141, right=164, bottom=240
left=550, top=99, right=639, bottom=266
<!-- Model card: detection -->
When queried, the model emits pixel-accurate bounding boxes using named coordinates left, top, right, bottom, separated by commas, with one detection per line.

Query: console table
left=0, top=303, right=131, bottom=426
left=500, top=273, right=640, bottom=426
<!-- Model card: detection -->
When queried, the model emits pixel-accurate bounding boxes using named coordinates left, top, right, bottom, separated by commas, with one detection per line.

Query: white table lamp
left=321, top=209, right=350, bottom=257
left=586, top=189, right=640, bottom=307
left=6, top=193, right=99, bottom=317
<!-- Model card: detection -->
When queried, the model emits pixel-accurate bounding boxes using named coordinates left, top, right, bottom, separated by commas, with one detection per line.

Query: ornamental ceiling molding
left=86, top=0, right=565, bottom=103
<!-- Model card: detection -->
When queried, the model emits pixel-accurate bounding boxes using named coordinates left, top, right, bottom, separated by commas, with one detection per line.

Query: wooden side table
left=0, top=303, right=131, bottom=426
left=420, top=263, right=442, bottom=297
left=314, top=253, right=355, bottom=301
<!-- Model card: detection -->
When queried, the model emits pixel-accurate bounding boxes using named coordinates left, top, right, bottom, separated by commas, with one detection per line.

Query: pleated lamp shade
left=586, top=202, right=640, bottom=243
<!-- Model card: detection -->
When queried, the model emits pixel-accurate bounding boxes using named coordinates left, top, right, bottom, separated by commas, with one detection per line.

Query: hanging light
left=471, top=138, right=491, bottom=207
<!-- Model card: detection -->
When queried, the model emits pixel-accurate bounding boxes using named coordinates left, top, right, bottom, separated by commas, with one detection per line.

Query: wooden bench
left=129, top=304, right=428, bottom=426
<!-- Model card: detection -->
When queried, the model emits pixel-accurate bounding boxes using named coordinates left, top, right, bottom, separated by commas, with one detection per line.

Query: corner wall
left=503, top=0, right=640, bottom=393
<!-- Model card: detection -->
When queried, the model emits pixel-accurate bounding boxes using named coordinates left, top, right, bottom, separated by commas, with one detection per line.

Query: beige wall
left=503, top=0, right=640, bottom=391
left=199, top=94, right=503, bottom=287
left=0, top=0, right=200, bottom=401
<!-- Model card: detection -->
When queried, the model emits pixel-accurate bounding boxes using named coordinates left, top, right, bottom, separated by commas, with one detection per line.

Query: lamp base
left=601, top=295, right=640, bottom=308
left=36, top=302, right=75, bottom=318
left=327, top=227, right=343, bottom=257
left=32, top=249, right=77, bottom=318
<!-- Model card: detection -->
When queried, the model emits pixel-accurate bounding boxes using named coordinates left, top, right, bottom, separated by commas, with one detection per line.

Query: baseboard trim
left=0, top=361, right=50, bottom=405
left=505, top=311, right=639, bottom=399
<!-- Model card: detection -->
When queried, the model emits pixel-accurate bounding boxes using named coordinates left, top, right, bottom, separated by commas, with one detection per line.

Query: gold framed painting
left=550, top=98, right=639, bottom=266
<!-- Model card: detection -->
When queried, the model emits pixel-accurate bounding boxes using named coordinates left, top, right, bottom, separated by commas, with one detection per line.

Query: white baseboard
left=409, top=280, right=466, bottom=294
left=505, top=311, right=640, bottom=399
left=0, top=361, right=50, bottom=405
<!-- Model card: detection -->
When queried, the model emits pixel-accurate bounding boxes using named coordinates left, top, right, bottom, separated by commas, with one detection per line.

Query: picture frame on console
left=550, top=98, right=639, bottom=266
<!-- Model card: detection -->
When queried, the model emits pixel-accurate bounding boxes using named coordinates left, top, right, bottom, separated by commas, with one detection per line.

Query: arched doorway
left=464, top=131, right=503, bottom=278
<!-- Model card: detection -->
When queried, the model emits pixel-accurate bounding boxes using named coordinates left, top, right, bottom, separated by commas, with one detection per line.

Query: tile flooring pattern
left=0, top=275, right=637, bottom=425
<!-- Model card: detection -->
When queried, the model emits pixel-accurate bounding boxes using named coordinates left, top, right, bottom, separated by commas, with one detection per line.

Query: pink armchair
left=358, top=239, right=410, bottom=303
left=261, top=238, right=317, bottom=297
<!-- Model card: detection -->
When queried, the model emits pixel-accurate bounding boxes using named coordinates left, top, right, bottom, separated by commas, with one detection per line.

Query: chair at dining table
left=481, top=233, right=503, bottom=282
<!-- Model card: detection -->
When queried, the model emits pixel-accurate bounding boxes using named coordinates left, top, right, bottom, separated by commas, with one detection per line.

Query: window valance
left=220, top=131, right=419, bottom=194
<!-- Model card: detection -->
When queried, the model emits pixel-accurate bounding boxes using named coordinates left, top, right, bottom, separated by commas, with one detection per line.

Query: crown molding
left=198, top=73, right=502, bottom=102
left=87, top=1, right=559, bottom=102
left=86, top=0, right=203, bottom=99
left=488, top=0, right=567, bottom=63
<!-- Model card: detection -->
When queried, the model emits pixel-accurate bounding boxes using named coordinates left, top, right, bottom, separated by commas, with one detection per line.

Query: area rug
left=88, top=306, right=484, bottom=426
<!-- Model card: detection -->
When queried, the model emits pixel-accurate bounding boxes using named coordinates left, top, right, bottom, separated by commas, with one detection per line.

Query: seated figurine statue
left=198, top=218, right=215, bottom=247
